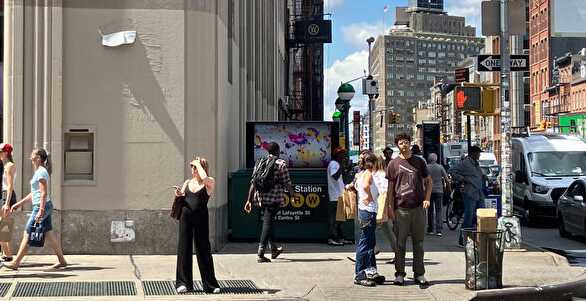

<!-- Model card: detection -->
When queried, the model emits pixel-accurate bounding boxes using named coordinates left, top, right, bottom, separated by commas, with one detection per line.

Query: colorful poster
left=254, top=123, right=332, bottom=168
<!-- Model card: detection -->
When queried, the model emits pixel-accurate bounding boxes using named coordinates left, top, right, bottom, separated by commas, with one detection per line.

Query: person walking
left=386, top=133, right=432, bottom=286
left=0, top=144, right=16, bottom=261
left=3, top=148, right=67, bottom=271
left=373, top=155, right=396, bottom=263
left=326, top=147, right=346, bottom=246
left=244, top=142, right=292, bottom=263
left=383, top=146, right=394, bottom=168
left=174, top=156, right=220, bottom=294
left=449, top=146, right=485, bottom=247
left=426, top=153, right=450, bottom=237
left=354, top=152, right=385, bottom=287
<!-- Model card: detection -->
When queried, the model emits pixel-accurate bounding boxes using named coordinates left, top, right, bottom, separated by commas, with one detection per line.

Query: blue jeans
left=458, top=195, right=484, bottom=245
left=26, top=202, right=53, bottom=234
left=355, top=209, right=376, bottom=279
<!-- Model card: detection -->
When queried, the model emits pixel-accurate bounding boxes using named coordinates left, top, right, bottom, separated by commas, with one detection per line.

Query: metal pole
left=467, top=115, right=472, bottom=150
left=500, top=0, right=512, bottom=217
left=367, top=38, right=375, bottom=151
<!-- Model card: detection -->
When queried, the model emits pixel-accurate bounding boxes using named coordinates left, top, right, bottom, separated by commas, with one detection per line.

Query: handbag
left=335, top=196, right=346, bottom=222
left=170, top=195, right=186, bottom=220
left=376, top=191, right=389, bottom=224
left=28, top=223, right=45, bottom=247
left=342, top=188, right=357, bottom=220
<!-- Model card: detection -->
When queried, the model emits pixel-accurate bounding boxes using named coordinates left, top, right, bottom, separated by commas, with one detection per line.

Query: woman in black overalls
left=174, top=156, right=220, bottom=294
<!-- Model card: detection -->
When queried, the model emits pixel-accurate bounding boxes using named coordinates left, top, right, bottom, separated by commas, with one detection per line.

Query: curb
left=519, top=241, right=571, bottom=267
left=470, top=275, right=586, bottom=301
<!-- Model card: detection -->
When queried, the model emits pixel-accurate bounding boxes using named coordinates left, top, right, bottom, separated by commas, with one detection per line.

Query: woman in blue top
left=4, top=148, right=66, bottom=270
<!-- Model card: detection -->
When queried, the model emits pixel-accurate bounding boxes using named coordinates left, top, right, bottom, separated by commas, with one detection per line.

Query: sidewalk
left=0, top=229, right=582, bottom=300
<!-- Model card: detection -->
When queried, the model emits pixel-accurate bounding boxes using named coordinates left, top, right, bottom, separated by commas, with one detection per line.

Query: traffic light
left=455, top=86, right=481, bottom=111
left=363, top=78, right=379, bottom=95
left=480, top=88, right=497, bottom=115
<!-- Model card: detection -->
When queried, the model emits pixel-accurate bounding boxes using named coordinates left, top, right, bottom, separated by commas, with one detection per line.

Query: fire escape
left=285, top=0, right=324, bottom=121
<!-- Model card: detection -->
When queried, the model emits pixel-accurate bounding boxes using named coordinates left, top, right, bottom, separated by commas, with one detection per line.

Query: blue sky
left=323, top=0, right=483, bottom=120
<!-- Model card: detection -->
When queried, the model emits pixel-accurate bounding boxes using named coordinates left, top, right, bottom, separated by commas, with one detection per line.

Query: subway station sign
left=263, top=183, right=329, bottom=223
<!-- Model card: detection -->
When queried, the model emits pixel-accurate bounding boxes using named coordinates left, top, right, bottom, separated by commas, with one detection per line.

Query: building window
left=428, top=52, right=436, bottom=58
left=64, top=129, right=95, bottom=182
left=438, top=52, right=446, bottom=58
left=417, top=74, right=425, bottom=80
left=419, top=59, right=426, bottom=65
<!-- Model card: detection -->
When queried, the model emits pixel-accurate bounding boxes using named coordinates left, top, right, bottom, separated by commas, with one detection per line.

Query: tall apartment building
left=370, top=1, right=483, bottom=151
left=4, top=0, right=288, bottom=254
left=529, top=0, right=586, bottom=128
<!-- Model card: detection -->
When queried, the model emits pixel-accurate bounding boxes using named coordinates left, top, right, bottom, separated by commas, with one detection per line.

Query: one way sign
left=476, top=54, right=529, bottom=72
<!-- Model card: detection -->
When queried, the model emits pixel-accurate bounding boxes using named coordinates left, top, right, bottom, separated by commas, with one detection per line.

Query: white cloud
left=324, top=50, right=369, bottom=121
left=324, top=0, right=344, bottom=11
left=445, top=0, right=482, bottom=33
left=341, top=21, right=385, bottom=50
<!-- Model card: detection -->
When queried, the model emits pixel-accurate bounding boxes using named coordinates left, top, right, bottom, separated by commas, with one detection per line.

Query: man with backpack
left=244, top=142, right=293, bottom=263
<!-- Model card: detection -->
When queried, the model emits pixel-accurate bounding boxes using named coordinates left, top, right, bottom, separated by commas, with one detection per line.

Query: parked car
left=557, top=179, right=586, bottom=238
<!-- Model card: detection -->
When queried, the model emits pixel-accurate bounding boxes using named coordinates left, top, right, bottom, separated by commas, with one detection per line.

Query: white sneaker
left=415, top=275, right=429, bottom=285
left=212, top=288, right=221, bottom=294
left=393, top=275, right=405, bottom=285
left=176, top=285, right=188, bottom=294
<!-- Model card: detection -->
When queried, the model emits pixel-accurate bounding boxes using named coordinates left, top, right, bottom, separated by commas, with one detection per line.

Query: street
left=522, top=224, right=586, bottom=267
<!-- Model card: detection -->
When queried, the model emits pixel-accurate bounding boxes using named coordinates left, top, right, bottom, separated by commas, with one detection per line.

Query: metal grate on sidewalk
left=0, top=283, right=11, bottom=297
left=143, top=280, right=265, bottom=296
left=12, top=281, right=137, bottom=297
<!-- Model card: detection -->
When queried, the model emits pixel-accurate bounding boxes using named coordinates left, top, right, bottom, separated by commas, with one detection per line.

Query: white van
left=512, top=134, right=586, bottom=222
left=479, top=152, right=498, bottom=167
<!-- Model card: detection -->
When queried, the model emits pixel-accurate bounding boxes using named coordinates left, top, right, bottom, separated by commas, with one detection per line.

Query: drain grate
left=0, top=283, right=10, bottom=297
left=12, top=281, right=137, bottom=297
left=143, top=280, right=264, bottom=296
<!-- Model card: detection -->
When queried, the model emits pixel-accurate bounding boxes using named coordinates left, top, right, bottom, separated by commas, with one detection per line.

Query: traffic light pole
left=499, top=0, right=521, bottom=248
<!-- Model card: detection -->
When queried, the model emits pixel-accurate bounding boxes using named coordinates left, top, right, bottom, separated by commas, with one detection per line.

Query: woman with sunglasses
left=4, top=148, right=66, bottom=271
left=173, top=156, right=220, bottom=294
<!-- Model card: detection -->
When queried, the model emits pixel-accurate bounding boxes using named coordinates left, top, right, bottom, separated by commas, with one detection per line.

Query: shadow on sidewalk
left=0, top=273, right=75, bottom=279
left=272, top=258, right=344, bottom=263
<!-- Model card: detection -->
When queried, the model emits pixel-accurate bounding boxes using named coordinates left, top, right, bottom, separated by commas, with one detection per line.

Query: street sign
left=455, top=68, right=470, bottom=83
left=476, top=54, right=529, bottom=72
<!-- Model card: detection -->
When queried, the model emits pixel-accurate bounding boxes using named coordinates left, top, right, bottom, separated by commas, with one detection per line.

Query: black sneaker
left=257, top=256, right=271, bottom=263
left=369, top=274, right=386, bottom=285
left=1, top=256, right=13, bottom=262
left=354, top=279, right=376, bottom=287
left=271, top=247, right=283, bottom=259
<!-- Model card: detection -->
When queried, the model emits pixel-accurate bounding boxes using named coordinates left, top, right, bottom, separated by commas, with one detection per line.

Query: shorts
left=0, top=191, right=16, bottom=242
left=25, top=202, right=53, bottom=234
left=1, top=191, right=17, bottom=207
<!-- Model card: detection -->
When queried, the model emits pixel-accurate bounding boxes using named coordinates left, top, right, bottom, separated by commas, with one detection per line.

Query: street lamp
left=336, top=83, right=355, bottom=155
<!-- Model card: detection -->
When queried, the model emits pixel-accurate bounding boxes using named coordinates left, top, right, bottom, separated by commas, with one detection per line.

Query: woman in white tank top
left=353, top=152, right=385, bottom=287
left=0, top=143, right=16, bottom=261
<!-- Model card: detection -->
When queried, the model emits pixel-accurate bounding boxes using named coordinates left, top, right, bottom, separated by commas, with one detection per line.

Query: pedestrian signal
left=455, top=86, right=481, bottom=111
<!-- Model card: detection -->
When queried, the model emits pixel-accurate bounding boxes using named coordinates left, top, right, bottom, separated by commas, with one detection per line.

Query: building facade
left=529, top=0, right=586, bottom=128
left=370, top=2, right=483, bottom=151
left=4, top=0, right=288, bottom=254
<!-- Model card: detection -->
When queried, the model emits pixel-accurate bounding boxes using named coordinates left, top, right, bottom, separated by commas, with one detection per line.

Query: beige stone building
left=4, top=0, right=288, bottom=254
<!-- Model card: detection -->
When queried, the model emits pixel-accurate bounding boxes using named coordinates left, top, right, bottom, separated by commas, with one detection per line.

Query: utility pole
left=367, top=37, right=375, bottom=151
left=499, top=0, right=521, bottom=248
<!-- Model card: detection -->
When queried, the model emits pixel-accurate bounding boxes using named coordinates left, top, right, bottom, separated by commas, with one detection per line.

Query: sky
left=322, top=0, right=483, bottom=120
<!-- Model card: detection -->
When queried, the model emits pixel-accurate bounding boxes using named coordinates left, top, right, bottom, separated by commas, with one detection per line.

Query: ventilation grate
left=12, top=281, right=137, bottom=297
left=0, top=283, right=11, bottom=297
left=143, top=280, right=264, bottom=296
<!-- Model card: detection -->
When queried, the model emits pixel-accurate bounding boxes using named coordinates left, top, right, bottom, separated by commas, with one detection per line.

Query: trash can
left=461, top=228, right=504, bottom=290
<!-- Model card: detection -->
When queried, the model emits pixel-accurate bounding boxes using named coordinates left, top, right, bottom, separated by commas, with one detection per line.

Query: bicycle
left=445, top=186, right=464, bottom=230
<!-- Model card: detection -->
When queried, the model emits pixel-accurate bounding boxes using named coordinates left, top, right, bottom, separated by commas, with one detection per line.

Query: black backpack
left=252, top=156, right=278, bottom=193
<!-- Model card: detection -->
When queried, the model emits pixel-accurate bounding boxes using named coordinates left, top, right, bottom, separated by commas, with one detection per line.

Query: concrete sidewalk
left=0, top=229, right=583, bottom=300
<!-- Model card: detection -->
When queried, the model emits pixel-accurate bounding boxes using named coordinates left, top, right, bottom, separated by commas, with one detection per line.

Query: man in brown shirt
left=386, top=133, right=432, bottom=286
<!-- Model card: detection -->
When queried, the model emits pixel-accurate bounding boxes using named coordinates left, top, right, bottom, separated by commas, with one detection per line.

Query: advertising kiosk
left=228, top=121, right=354, bottom=241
